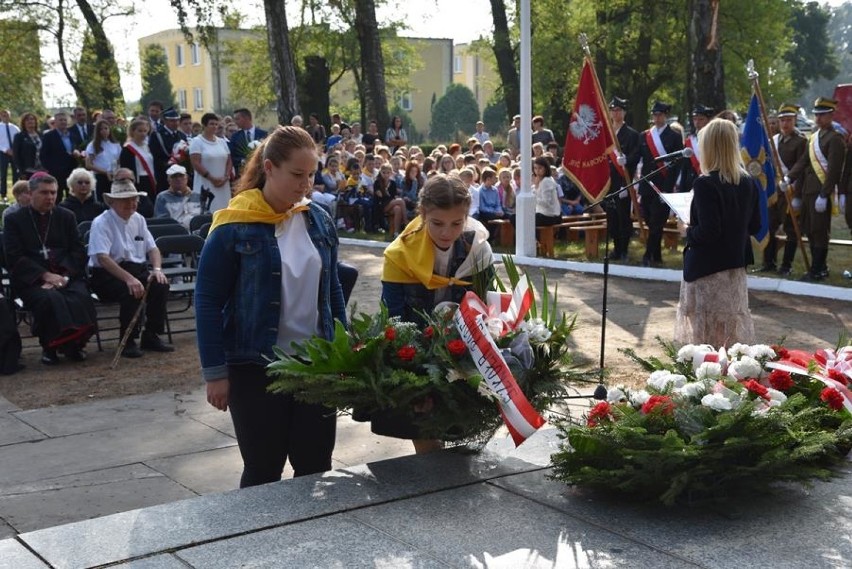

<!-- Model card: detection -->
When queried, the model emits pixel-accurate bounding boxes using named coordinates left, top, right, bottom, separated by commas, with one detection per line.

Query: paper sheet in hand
left=660, top=191, right=693, bottom=225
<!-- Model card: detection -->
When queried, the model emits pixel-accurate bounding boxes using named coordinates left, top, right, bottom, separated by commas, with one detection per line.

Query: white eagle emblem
left=569, top=104, right=602, bottom=145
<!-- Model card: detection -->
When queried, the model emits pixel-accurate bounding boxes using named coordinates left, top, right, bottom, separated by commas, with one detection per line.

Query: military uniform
left=787, top=98, right=846, bottom=280
left=638, top=100, right=683, bottom=266
left=679, top=104, right=714, bottom=194
left=150, top=108, right=188, bottom=193
left=606, top=97, right=641, bottom=261
left=763, top=104, right=807, bottom=274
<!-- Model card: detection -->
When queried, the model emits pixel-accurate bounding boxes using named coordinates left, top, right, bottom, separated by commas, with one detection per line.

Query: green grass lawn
left=342, top=217, right=852, bottom=288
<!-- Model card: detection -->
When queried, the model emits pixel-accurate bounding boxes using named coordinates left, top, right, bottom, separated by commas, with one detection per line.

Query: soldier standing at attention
left=786, top=98, right=846, bottom=281
left=756, top=104, right=808, bottom=275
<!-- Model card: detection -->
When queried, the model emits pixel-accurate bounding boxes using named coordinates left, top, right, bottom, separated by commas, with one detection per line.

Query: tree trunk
left=75, top=0, right=124, bottom=113
left=264, top=0, right=300, bottom=125
left=489, top=0, right=519, bottom=119
left=54, top=0, right=87, bottom=109
left=353, top=0, right=389, bottom=132
left=690, top=0, right=725, bottom=112
left=299, top=55, right=330, bottom=128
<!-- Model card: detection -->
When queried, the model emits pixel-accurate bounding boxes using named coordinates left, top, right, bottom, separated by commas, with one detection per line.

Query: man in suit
left=606, top=97, right=641, bottom=261
left=69, top=107, right=91, bottom=149
left=757, top=104, right=807, bottom=275
left=230, top=108, right=267, bottom=174
left=39, top=111, right=78, bottom=197
left=638, top=100, right=683, bottom=267
left=147, top=100, right=163, bottom=131
left=680, top=104, right=713, bottom=193
left=0, top=109, right=20, bottom=199
left=786, top=97, right=846, bottom=281
left=150, top=107, right=187, bottom=192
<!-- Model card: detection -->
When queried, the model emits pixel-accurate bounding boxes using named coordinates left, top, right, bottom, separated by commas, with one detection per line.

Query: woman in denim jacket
left=196, top=126, right=347, bottom=488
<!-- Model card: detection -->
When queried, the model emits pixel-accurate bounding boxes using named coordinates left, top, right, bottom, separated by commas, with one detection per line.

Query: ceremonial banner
left=741, top=93, right=777, bottom=249
left=563, top=58, right=616, bottom=202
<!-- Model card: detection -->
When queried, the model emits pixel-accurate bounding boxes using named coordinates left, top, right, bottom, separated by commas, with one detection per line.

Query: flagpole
left=579, top=33, right=645, bottom=234
left=747, top=60, right=810, bottom=272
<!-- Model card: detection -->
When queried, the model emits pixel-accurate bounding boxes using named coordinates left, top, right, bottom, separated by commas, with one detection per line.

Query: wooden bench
left=776, top=234, right=852, bottom=248
left=567, top=225, right=608, bottom=259
left=635, top=219, right=682, bottom=251
left=486, top=219, right=515, bottom=247
left=537, top=219, right=609, bottom=258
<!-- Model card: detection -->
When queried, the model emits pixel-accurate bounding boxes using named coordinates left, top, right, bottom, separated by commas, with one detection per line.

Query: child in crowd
left=477, top=169, right=504, bottom=241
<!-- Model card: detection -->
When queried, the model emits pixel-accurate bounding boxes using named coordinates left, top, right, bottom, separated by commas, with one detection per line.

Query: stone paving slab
left=143, top=446, right=244, bottom=495
left=0, top=519, right=16, bottom=540
left=12, top=391, right=206, bottom=437
left=490, top=469, right=852, bottom=569
left=351, top=483, right=698, bottom=568
left=0, top=538, right=49, bottom=569
left=112, top=554, right=195, bottom=569
left=0, top=395, right=19, bottom=412
left=176, top=513, right=450, bottom=569
left=18, top=450, right=541, bottom=569
left=0, top=417, right=235, bottom=488
left=0, top=412, right=45, bottom=447
left=0, top=464, right=197, bottom=533
left=185, top=408, right=236, bottom=438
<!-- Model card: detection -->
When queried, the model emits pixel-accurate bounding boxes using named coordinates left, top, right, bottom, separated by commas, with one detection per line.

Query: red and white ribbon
left=814, top=347, right=852, bottom=385
left=454, top=287, right=544, bottom=446
left=766, top=359, right=852, bottom=413
left=484, top=279, right=533, bottom=337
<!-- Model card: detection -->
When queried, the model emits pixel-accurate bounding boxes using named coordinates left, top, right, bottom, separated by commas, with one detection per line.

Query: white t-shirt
left=86, top=140, right=122, bottom=174
left=276, top=214, right=321, bottom=353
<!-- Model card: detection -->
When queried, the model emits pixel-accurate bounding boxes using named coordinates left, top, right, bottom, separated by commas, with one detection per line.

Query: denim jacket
left=195, top=203, right=346, bottom=381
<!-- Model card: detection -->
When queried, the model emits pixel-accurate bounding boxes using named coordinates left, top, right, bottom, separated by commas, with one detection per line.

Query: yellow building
left=452, top=43, right=499, bottom=115
left=138, top=30, right=499, bottom=138
left=138, top=28, right=263, bottom=123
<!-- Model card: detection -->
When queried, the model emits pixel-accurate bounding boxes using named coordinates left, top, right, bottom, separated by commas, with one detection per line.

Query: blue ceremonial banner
left=741, top=94, right=777, bottom=249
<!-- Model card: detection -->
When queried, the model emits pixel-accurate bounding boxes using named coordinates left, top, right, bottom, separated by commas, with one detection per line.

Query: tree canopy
left=430, top=84, right=480, bottom=142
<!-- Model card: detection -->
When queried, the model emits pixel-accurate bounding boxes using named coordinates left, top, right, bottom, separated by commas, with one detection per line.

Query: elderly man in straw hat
left=87, top=179, right=174, bottom=358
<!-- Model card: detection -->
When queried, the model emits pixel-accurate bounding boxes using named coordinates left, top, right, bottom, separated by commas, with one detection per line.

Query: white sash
left=650, top=126, right=667, bottom=158
left=772, top=134, right=789, bottom=176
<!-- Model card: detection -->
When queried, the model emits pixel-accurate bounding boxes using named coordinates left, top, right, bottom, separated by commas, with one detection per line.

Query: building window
left=400, top=92, right=413, bottom=112
left=453, top=55, right=462, bottom=74
left=193, top=88, right=203, bottom=111
left=191, top=43, right=201, bottom=65
left=176, top=44, right=184, bottom=67
left=178, top=89, right=187, bottom=111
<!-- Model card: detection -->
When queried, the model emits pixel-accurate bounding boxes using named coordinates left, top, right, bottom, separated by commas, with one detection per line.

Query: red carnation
left=423, top=326, right=434, bottom=339
left=587, top=401, right=612, bottom=427
left=384, top=327, right=396, bottom=341
left=744, top=379, right=770, bottom=400
left=820, top=387, right=845, bottom=411
left=827, top=368, right=848, bottom=386
left=771, top=345, right=789, bottom=359
left=641, top=395, right=675, bottom=416
left=447, top=339, right=467, bottom=357
left=396, top=345, right=417, bottom=362
left=768, top=369, right=794, bottom=391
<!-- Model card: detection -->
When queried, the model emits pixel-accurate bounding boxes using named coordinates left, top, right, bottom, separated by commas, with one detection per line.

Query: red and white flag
left=562, top=58, right=616, bottom=202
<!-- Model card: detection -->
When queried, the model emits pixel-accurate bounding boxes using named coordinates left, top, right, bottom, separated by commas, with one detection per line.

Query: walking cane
left=110, top=281, right=151, bottom=369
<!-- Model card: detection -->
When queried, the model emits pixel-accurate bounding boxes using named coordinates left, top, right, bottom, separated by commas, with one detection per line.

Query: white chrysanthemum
left=727, top=356, right=762, bottom=380
left=484, top=318, right=504, bottom=340
left=677, top=381, right=707, bottom=398
left=629, top=389, right=651, bottom=407
left=696, top=362, right=723, bottom=380
left=676, top=344, right=699, bottom=363
left=607, top=387, right=627, bottom=404
left=765, top=387, right=787, bottom=404
left=701, top=392, right=733, bottom=411
left=727, top=343, right=752, bottom=359
left=747, top=344, right=776, bottom=361
left=647, top=372, right=687, bottom=391
left=520, top=318, right=552, bottom=343
left=446, top=369, right=464, bottom=383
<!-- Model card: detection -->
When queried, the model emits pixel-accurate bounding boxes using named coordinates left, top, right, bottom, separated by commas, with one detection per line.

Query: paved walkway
left=0, top=244, right=850, bottom=568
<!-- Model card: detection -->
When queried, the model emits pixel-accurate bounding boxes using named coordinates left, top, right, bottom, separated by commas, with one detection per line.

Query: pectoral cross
left=40, top=245, right=49, bottom=260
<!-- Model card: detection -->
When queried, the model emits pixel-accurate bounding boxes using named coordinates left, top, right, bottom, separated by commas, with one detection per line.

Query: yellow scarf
left=382, top=216, right=472, bottom=289
left=207, top=189, right=310, bottom=234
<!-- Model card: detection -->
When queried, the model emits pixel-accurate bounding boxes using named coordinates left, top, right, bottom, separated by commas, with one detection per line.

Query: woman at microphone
left=674, top=118, right=761, bottom=347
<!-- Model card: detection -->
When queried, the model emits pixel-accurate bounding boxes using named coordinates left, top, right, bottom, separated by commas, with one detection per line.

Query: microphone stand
left=580, top=157, right=685, bottom=400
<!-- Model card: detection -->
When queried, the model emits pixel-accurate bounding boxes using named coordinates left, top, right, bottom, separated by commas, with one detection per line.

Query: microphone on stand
left=654, top=147, right=694, bottom=162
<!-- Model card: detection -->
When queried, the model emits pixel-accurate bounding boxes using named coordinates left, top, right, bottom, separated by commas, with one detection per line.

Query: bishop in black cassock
left=3, top=174, right=96, bottom=363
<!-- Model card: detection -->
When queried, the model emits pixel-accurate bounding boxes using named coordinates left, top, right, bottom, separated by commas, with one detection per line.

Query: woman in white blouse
left=85, top=119, right=121, bottom=202
left=118, top=118, right=157, bottom=197
left=190, top=113, right=233, bottom=213
left=532, top=156, right=562, bottom=226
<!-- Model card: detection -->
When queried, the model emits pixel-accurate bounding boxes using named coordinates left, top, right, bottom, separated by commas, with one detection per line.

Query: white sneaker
left=336, top=218, right=346, bottom=229
left=346, top=227, right=355, bottom=233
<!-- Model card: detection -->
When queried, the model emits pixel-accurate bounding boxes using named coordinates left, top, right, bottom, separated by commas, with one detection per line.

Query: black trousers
left=0, top=153, right=16, bottom=197
left=228, top=363, right=336, bottom=488
left=605, top=193, right=633, bottom=258
left=337, top=261, right=358, bottom=307
left=18, top=279, right=96, bottom=349
left=89, top=263, right=169, bottom=339
left=640, top=188, right=670, bottom=262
